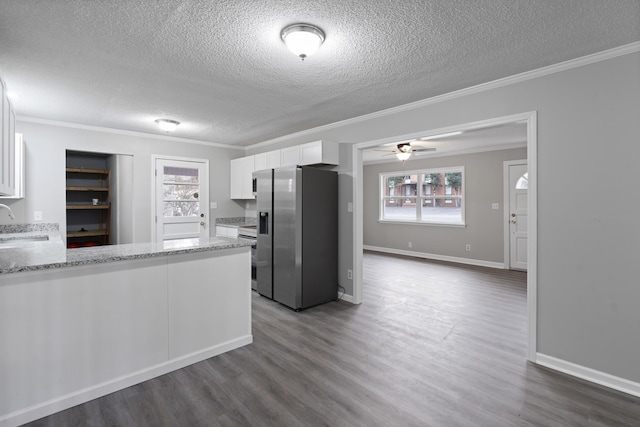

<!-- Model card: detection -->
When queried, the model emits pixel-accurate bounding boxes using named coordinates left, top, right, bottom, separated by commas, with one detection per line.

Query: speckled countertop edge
left=215, top=217, right=257, bottom=227
left=0, top=226, right=252, bottom=275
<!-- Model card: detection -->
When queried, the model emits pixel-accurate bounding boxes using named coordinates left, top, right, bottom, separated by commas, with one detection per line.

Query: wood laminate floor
left=25, top=251, right=640, bottom=426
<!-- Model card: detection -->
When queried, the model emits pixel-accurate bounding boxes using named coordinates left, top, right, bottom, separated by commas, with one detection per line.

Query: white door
left=154, top=157, right=209, bottom=243
left=508, top=162, right=528, bottom=270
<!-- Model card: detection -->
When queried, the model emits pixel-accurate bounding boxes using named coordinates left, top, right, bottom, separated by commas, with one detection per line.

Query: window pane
left=383, top=197, right=417, bottom=220
left=164, top=166, right=199, bottom=184
left=383, top=175, right=406, bottom=196
left=163, top=184, right=199, bottom=200
left=381, top=169, right=464, bottom=225
left=164, top=201, right=200, bottom=217
left=516, top=173, right=528, bottom=189
left=421, top=200, right=462, bottom=223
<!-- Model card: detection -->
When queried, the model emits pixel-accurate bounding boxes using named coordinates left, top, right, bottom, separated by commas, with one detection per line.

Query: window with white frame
left=380, top=167, right=465, bottom=225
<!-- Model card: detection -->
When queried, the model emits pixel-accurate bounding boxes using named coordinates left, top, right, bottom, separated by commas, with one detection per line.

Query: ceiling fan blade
left=413, top=147, right=436, bottom=152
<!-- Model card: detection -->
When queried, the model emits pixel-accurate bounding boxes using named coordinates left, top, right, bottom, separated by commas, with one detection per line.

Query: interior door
left=509, top=163, right=528, bottom=270
left=154, top=157, right=209, bottom=243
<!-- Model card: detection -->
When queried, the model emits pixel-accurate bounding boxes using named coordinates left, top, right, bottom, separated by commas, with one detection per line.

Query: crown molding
left=248, top=41, right=640, bottom=151
left=16, top=116, right=244, bottom=150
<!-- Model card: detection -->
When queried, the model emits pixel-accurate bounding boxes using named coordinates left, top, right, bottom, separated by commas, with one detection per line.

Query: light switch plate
left=491, top=203, right=499, bottom=210
left=210, top=202, right=217, bottom=209
left=347, top=202, right=353, bottom=212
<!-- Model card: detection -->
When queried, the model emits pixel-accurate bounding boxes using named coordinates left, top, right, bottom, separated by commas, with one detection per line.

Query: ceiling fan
left=376, top=141, right=436, bottom=161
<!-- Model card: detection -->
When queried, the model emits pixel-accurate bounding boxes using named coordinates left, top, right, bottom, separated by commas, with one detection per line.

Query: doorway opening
left=353, top=111, right=538, bottom=361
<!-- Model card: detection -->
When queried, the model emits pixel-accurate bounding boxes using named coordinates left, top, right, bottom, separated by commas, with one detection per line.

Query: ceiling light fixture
left=281, top=23, right=325, bottom=60
left=155, top=119, right=180, bottom=132
left=395, top=151, right=411, bottom=161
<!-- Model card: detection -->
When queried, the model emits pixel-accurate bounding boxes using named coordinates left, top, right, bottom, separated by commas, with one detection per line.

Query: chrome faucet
left=0, top=203, right=15, bottom=220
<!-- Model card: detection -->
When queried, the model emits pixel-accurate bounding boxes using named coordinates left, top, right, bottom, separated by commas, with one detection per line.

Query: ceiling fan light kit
left=395, top=151, right=412, bottom=161
left=281, top=23, right=325, bottom=60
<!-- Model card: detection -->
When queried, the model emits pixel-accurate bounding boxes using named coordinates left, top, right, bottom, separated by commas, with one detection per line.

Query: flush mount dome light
left=155, top=119, right=180, bottom=132
left=281, top=23, right=325, bottom=60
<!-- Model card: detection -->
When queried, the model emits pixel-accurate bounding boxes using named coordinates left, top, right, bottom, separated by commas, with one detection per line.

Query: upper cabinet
left=300, top=140, right=339, bottom=166
left=0, top=78, right=16, bottom=197
left=280, top=146, right=301, bottom=167
left=267, top=150, right=281, bottom=168
left=230, top=155, right=255, bottom=200
left=229, top=140, right=338, bottom=200
left=280, top=141, right=338, bottom=167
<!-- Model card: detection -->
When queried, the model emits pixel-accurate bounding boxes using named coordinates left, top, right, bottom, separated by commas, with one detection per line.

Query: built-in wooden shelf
left=66, top=186, right=109, bottom=192
left=67, top=230, right=108, bottom=238
left=66, top=156, right=111, bottom=246
left=66, top=167, right=109, bottom=174
left=66, top=204, right=109, bottom=210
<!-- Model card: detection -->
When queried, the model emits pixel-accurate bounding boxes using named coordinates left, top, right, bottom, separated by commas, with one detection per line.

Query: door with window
left=508, top=162, right=528, bottom=270
left=154, top=157, right=209, bottom=243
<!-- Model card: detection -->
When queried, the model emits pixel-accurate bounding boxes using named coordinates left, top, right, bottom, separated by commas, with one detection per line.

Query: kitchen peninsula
left=0, top=224, right=253, bottom=427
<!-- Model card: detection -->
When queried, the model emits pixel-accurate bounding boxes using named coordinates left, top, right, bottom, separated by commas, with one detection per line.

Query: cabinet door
left=0, top=81, right=14, bottom=197
left=300, top=141, right=322, bottom=165
left=229, top=158, right=243, bottom=199
left=254, top=153, right=268, bottom=172
left=267, top=150, right=281, bottom=168
left=281, top=146, right=300, bottom=167
left=241, top=156, right=255, bottom=199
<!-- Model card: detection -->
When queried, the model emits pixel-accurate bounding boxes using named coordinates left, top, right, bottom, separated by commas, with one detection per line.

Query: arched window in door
left=516, top=172, right=528, bottom=190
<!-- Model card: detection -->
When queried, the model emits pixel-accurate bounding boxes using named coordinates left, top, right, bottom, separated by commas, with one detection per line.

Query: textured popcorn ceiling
left=0, top=0, right=638, bottom=146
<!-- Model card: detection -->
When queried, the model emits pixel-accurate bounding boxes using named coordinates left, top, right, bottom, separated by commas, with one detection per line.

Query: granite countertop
left=0, top=223, right=253, bottom=275
left=215, top=217, right=257, bottom=228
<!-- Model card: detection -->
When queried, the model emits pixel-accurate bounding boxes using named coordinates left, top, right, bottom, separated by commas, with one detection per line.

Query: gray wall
left=363, top=148, right=527, bottom=263
left=246, top=51, right=640, bottom=384
left=2, top=121, right=245, bottom=242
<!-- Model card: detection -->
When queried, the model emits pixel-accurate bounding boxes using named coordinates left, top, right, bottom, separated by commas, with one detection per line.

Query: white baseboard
left=338, top=293, right=355, bottom=304
left=363, top=245, right=505, bottom=269
left=536, top=353, right=640, bottom=398
left=1, top=335, right=253, bottom=427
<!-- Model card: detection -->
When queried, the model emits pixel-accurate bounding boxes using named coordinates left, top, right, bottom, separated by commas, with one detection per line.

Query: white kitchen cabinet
left=229, top=158, right=243, bottom=199
left=254, top=152, right=268, bottom=172
left=0, top=133, right=24, bottom=199
left=0, top=78, right=16, bottom=197
left=281, top=146, right=301, bottom=166
left=230, top=140, right=337, bottom=200
left=215, top=225, right=239, bottom=238
left=267, top=149, right=281, bottom=168
left=300, top=140, right=339, bottom=165
left=230, top=156, right=255, bottom=199
left=240, top=155, right=255, bottom=199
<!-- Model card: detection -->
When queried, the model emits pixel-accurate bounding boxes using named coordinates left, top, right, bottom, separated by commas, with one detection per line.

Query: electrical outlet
left=347, top=269, right=353, bottom=280
left=347, top=202, right=353, bottom=213
left=34, top=211, right=43, bottom=221
left=408, top=242, right=412, bottom=248
left=466, top=244, right=471, bottom=251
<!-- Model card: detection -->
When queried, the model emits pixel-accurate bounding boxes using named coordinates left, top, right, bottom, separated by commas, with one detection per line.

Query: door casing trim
left=352, top=111, right=538, bottom=362
left=151, top=155, right=210, bottom=244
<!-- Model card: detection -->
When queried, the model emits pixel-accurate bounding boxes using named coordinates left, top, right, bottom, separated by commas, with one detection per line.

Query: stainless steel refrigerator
left=254, top=166, right=338, bottom=310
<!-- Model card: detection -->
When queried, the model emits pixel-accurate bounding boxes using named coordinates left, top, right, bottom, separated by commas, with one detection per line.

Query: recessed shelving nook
left=65, top=151, right=112, bottom=248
